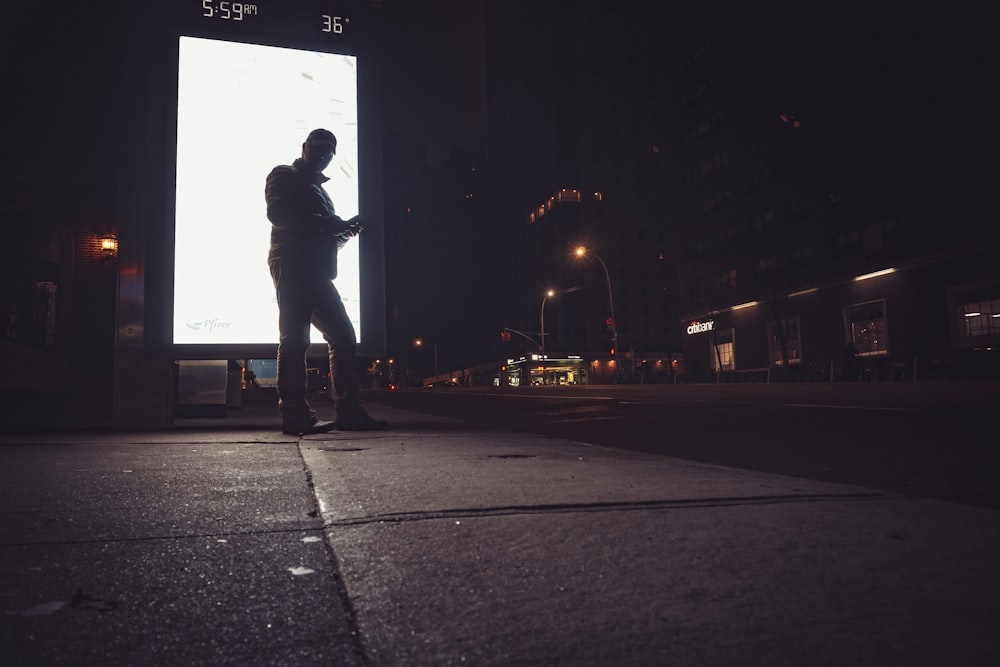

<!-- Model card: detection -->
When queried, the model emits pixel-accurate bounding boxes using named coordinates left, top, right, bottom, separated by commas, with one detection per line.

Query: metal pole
left=540, top=287, right=578, bottom=356
left=540, top=294, right=548, bottom=355
left=593, top=253, right=618, bottom=380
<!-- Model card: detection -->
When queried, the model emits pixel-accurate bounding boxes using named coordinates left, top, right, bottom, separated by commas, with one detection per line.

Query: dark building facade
left=667, top=16, right=998, bottom=381
left=2, top=0, right=391, bottom=429
left=485, top=3, right=679, bottom=372
left=382, top=135, right=494, bottom=383
left=486, top=6, right=998, bottom=382
left=2, top=2, right=130, bottom=429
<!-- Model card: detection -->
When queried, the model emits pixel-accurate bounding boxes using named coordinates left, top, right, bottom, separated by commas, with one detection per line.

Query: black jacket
left=265, top=158, right=352, bottom=279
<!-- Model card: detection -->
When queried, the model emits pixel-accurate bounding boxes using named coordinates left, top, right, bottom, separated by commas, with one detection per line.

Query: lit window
left=768, top=318, right=801, bottom=366
left=845, top=300, right=888, bottom=357
left=961, top=299, right=1000, bottom=337
left=710, top=329, right=735, bottom=371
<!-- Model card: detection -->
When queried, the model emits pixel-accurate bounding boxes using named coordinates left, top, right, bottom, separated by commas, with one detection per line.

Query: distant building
left=486, top=4, right=998, bottom=381
left=382, top=135, right=494, bottom=379
left=485, top=3, right=678, bottom=364
left=668, top=18, right=998, bottom=381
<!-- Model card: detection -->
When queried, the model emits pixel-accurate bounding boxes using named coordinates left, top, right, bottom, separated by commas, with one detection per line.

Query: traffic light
left=605, top=318, right=613, bottom=331
left=500, top=330, right=511, bottom=342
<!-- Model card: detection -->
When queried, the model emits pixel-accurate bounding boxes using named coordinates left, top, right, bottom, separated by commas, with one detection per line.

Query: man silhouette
left=265, top=128, right=387, bottom=434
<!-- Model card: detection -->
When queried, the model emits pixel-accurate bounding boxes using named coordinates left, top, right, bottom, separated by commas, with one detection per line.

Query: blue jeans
left=269, top=260, right=359, bottom=422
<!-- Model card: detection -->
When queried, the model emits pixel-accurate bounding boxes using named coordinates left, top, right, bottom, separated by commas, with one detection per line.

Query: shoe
left=282, top=418, right=337, bottom=435
left=335, top=416, right=388, bottom=431
left=334, top=401, right=388, bottom=431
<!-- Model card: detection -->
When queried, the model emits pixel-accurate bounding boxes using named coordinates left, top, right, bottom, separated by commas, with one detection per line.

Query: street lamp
left=541, top=289, right=555, bottom=355
left=575, top=246, right=618, bottom=372
left=413, top=338, right=438, bottom=377
left=541, top=286, right=581, bottom=355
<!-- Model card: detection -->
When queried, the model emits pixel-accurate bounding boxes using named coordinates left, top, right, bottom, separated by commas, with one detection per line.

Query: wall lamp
left=100, top=233, right=118, bottom=256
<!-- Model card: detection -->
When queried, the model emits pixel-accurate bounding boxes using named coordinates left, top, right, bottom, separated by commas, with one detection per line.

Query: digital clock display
left=199, top=3, right=356, bottom=35
left=202, top=1, right=259, bottom=21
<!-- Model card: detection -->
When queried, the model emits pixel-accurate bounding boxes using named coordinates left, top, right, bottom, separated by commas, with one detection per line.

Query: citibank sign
left=687, top=320, right=715, bottom=335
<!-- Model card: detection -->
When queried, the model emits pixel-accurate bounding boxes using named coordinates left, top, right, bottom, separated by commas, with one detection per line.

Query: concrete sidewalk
left=2, top=396, right=999, bottom=665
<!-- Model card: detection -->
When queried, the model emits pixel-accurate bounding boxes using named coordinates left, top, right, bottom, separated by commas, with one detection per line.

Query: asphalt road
left=365, top=381, right=1000, bottom=510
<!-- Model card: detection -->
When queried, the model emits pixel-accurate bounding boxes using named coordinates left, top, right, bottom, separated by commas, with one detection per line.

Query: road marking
left=475, top=392, right=618, bottom=401
left=784, top=403, right=918, bottom=413
left=545, top=416, right=626, bottom=424
left=541, top=405, right=608, bottom=416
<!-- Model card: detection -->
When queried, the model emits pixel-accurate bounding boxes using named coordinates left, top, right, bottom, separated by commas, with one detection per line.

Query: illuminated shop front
left=499, top=355, right=589, bottom=386
left=678, top=251, right=1000, bottom=382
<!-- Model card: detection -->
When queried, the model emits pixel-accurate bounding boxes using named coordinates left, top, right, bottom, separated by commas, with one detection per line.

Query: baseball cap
left=306, top=128, right=337, bottom=147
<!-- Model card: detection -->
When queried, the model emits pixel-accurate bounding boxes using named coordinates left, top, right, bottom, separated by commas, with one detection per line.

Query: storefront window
left=768, top=318, right=801, bottom=365
left=845, top=300, right=888, bottom=357
left=961, top=299, right=1000, bottom=337
left=710, top=328, right=735, bottom=371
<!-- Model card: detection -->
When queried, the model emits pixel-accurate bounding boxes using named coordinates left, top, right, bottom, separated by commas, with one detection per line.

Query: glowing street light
left=541, top=286, right=581, bottom=355
left=541, top=289, right=555, bottom=355
left=575, top=246, right=618, bottom=369
left=413, top=338, right=438, bottom=376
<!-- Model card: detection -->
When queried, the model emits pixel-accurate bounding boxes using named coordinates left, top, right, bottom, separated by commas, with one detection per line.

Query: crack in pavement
left=320, top=491, right=894, bottom=528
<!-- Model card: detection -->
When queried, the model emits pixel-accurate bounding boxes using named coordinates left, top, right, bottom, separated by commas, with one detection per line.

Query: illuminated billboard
left=173, top=35, right=361, bottom=346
